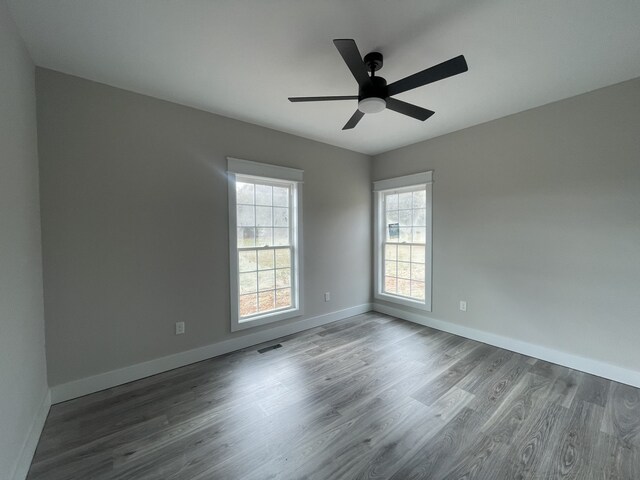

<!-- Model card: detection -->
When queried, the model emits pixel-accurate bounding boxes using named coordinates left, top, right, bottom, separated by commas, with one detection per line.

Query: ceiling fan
left=288, top=39, right=468, bottom=130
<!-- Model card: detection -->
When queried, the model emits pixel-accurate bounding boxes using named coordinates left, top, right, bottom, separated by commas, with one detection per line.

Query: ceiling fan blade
left=288, top=95, right=358, bottom=102
left=342, top=110, right=365, bottom=130
left=387, top=55, right=468, bottom=97
left=333, top=39, right=371, bottom=86
left=385, top=97, right=435, bottom=121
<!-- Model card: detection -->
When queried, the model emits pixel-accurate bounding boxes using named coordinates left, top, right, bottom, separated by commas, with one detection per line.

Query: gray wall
left=0, top=1, right=48, bottom=477
left=32, top=63, right=640, bottom=396
left=373, top=78, right=640, bottom=371
left=36, top=69, right=372, bottom=387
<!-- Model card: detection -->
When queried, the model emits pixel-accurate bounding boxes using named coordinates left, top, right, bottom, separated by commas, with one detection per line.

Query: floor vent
left=257, top=343, right=283, bottom=354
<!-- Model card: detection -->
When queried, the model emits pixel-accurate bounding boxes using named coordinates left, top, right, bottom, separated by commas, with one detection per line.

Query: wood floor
left=28, top=313, right=640, bottom=479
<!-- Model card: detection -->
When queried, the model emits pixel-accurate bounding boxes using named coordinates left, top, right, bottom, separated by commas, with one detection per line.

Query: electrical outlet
left=459, top=301, right=467, bottom=312
left=324, top=292, right=331, bottom=302
left=175, top=321, right=185, bottom=335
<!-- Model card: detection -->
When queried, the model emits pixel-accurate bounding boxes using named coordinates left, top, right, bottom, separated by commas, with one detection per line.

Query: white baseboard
left=51, top=303, right=372, bottom=404
left=374, top=303, right=640, bottom=389
left=11, top=389, right=51, bottom=480
left=51, top=301, right=639, bottom=404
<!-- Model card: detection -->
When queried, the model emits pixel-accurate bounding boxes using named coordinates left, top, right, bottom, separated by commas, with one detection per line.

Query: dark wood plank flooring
left=27, top=313, right=640, bottom=479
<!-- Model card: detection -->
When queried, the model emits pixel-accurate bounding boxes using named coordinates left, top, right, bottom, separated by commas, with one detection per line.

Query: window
left=228, top=158, right=303, bottom=331
left=374, top=172, right=432, bottom=310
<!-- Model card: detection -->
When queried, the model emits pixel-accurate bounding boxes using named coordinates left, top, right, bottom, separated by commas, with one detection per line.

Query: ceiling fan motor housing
left=359, top=53, right=387, bottom=114
left=359, top=75, right=387, bottom=101
left=360, top=52, right=387, bottom=103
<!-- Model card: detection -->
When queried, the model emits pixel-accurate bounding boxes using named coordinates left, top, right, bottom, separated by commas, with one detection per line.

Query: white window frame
left=227, top=157, right=304, bottom=331
left=373, top=171, right=433, bottom=311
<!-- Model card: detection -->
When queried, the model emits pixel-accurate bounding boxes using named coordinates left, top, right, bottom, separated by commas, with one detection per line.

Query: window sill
left=231, top=307, right=302, bottom=332
left=374, top=292, right=431, bottom=312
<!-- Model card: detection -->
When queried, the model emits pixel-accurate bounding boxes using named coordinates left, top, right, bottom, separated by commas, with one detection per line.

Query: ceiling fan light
left=358, top=97, right=386, bottom=114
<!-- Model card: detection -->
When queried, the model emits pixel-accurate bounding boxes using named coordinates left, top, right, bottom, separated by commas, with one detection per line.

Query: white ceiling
left=8, top=0, right=640, bottom=155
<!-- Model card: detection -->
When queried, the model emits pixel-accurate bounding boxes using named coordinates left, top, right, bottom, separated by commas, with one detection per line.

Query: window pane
left=387, top=222, right=400, bottom=242
left=378, top=183, right=429, bottom=306
left=256, top=206, right=272, bottom=227
left=398, top=262, right=411, bottom=279
left=239, top=272, right=257, bottom=294
left=255, top=185, right=272, bottom=205
left=397, top=278, right=411, bottom=297
left=385, top=261, right=396, bottom=277
left=412, top=209, right=426, bottom=226
left=236, top=182, right=254, bottom=204
left=398, top=192, right=412, bottom=209
left=275, top=268, right=291, bottom=288
left=257, top=249, right=274, bottom=270
left=411, top=245, right=425, bottom=264
left=399, top=210, right=411, bottom=227
left=411, top=262, right=425, bottom=281
left=258, top=270, right=275, bottom=291
left=385, top=244, right=397, bottom=261
left=385, top=276, right=397, bottom=294
left=273, top=187, right=289, bottom=207
left=411, top=281, right=425, bottom=300
left=273, top=228, right=289, bottom=246
left=238, top=250, right=257, bottom=272
left=239, top=294, right=258, bottom=317
left=386, top=193, right=398, bottom=211
left=237, top=227, right=255, bottom=247
left=258, top=291, right=275, bottom=312
left=233, top=177, right=297, bottom=323
left=273, top=207, right=289, bottom=227
left=275, top=248, right=291, bottom=268
left=237, top=205, right=255, bottom=227
left=398, top=245, right=411, bottom=262
left=275, top=288, right=291, bottom=309
left=412, top=190, right=426, bottom=209
left=256, top=228, right=273, bottom=246
left=399, top=227, right=412, bottom=243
